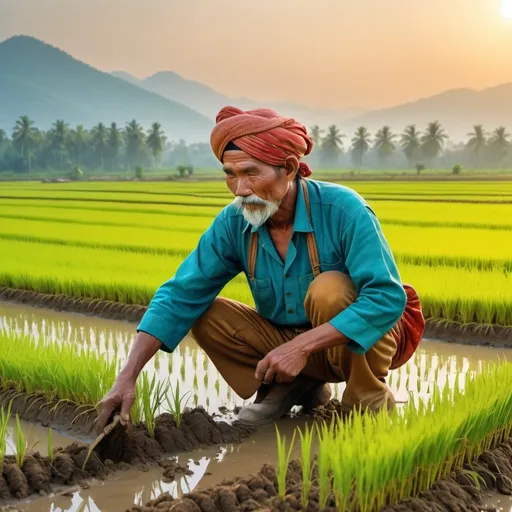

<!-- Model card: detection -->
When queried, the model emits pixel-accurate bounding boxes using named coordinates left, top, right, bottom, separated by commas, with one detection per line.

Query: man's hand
left=96, top=375, right=137, bottom=433
left=255, top=337, right=309, bottom=385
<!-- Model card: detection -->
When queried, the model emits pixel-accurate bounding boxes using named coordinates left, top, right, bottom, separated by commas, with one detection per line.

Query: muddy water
left=483, top=492, right=512, bottom=512
left=1, top=301, right=508, bottom=415
left=5, top=417, right=78, bottom=458
left=1, top=301, right=511, bottom=511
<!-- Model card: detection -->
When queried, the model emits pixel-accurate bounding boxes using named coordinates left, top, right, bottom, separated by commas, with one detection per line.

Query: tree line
left=0, top=116, right=217, bottom=173
left=0, top=115, right=511, bottom=174
left=307, top=122, right=512, bottom=170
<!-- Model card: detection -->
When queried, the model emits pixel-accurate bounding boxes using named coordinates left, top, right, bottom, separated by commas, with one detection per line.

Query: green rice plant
left=138, top=373, right=168, bottom=439
left=47, top=427, right=55, bottom=464
left=165, top=380, right=191, bottom=428
left=292, top=360, right=512, bottom=510
left=0, top=400, right=12, bottom=470
left=14, top=414, right=28, bottom=467
left=275, top=425, right=296, bottom=499
left=0, top=331, right=124, bottom=419
left=296, top=423, right=314, bottom=508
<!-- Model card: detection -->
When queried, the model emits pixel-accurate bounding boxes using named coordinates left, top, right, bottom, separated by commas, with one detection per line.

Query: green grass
left=280, top=360, right=512, bottom=510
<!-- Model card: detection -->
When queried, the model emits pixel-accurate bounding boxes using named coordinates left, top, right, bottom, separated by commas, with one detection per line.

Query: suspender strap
left=300, top=178, right=321, bottom=279
left=248, top=178, right=321, bottom=281
left=248, top=230, right=259, bottom=280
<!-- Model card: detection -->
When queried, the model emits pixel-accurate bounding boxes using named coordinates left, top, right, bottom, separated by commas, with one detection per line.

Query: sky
left=1, top=0, right=512, bottom=110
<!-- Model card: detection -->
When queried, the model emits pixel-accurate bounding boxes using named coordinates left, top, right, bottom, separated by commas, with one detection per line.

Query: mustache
left=232, top=194, right=275, bottom=207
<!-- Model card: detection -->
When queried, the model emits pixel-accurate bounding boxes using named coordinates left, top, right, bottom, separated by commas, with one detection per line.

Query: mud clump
left=53, top=452, right=75, bottom=482
left=3, top=463, right=30, bottom=499
left=0, top=474, right=11, bottom=500
left=21, top=454, right=52, bottom=494
left=0, top=405, right=253, bottom=505
left=129, top=436, right=512, bottom=512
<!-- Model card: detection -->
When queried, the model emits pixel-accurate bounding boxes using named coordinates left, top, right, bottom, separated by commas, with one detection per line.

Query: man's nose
left=235, top=178, right=252, bottom=197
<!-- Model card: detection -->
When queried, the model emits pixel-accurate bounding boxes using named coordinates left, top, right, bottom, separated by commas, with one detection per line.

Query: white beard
left=232, top=194, right=280, bottom=228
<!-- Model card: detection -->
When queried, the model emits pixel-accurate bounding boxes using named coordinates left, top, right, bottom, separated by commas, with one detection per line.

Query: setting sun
left=501, top=0, right=512, bottom=18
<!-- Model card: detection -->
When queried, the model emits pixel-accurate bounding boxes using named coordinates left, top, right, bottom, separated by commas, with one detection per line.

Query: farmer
left=96, top=106, right=425, bottom=431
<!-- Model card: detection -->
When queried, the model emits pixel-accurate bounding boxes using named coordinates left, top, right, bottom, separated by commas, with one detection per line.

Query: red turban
left=210, top=106, right=314, bottom=177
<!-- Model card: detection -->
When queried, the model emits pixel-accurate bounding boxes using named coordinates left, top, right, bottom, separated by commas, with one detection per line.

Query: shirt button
left=287, top=308, right=294, bottom=314
left=285, top=273, right=290, bottom=278
left=286, top=292, right=292, bottom=296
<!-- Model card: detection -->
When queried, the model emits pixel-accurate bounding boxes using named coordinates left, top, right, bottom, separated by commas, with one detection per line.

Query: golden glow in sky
left=501, top=0, right=512, bottom=18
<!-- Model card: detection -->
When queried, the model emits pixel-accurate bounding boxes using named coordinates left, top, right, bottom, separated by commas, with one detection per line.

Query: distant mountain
left=111, top=70, right=366, bottom=128
left=0, top=36, right=213, bottom=142
left=343, top=84, right=512, bottom=142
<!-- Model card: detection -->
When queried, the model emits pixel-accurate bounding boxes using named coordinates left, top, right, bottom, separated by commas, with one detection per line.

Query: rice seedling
left=166, top=381, right=191, bottom=428
left=47, top=427, right=54, bottom=464
left=0, top=401, right=12, bottom=470
left=0, top=330, right=129, bottom=420
left=296, top=422, right=314, bottom=508
left=274, top=425, right=297, bottom=499
left=14, top=414, right=28, bottom=467
left=138, top=373, right=168, bottom=439
left=285, top=360, right=512, bottom=510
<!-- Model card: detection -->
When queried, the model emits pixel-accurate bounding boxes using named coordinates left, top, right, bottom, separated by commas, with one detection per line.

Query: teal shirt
left=137, top=177, right=407, bottom=355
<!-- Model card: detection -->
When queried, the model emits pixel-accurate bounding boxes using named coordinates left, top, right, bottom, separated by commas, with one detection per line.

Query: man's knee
left=190, top=297, right=230, bottom=346
left=304, top=271, right=357, bottom=323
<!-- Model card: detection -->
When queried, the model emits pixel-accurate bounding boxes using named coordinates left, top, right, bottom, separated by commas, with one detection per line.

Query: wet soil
left=3, top=287, right=512, bottom=349
left=424, top=319, right=512, bottom=349
left=0, top=287, right=147, bottom=322
left=127, top=436, right=512, bottom=512
left=0, top=404, right=253, bottom=505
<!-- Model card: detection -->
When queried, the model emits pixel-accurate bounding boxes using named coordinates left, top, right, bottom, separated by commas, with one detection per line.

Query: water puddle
left=1, top=300, right=510, bottom=511
left=4, top=418, right=78, bottom=459
left=483, top=492, right=512, bottom=512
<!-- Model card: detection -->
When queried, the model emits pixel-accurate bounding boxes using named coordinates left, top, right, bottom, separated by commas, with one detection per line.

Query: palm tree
left=374, top=126, right=397, bottom=165
left=465, top=125, right=487, bottom=168
left=91, top=122, right=108, bottom=169
left=400, top=125, right=421, bottom=168
left=125, top=119, right=146, bottom=167
left=146, top=122, right=166, bottom=167
left=309, top=125, right=324, bottom=147
left=351, top=126, right=372, bottom=168
left=488, top=126, right=510, bottom=167
left=49, top=120, right=70, bottom=169
left=420, top=121, right=448, bottom=165
left=69, top=125, right=89, bottom=166
left=107, top=122, right=123, bottom=170
left=321, top=125, right=344, bottom=168
left=12, top=115, right=37, bottom=171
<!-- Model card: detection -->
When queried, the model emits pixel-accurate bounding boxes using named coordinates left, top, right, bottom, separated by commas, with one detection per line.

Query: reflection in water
left=0, top=301, right=506, bottom=415
left=1, top=301, right=510, bottom=512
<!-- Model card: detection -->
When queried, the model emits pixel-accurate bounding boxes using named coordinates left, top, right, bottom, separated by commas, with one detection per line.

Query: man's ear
left=283, top=156, right=299, bottom=179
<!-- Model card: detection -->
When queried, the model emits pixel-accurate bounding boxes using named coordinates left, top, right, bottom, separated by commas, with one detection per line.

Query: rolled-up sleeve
left=329, top=205, right=407, bottom=354
left=137, top=210, right=241, bottom=352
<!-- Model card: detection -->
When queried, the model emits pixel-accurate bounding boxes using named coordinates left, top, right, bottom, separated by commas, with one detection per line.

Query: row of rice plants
left=3, top=200, right=512, bottom=236
left=1, top=215, right=511, bottom=271
left=275, top=360, right=512, bottom=510
left=0, top=331, right=191, bottom=434
left=1, top=238, right=511, bottom=326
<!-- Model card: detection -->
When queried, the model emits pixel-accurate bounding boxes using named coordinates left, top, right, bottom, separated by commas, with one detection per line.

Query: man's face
left=222, top=150, right=294, bottom=227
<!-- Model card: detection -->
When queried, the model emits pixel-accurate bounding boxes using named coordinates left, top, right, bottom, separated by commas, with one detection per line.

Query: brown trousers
left=191, top=271, right=398, bottom=411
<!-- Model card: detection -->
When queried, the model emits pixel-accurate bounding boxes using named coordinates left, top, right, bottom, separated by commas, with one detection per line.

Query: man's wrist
left=299, top=323, right=349, bottom=356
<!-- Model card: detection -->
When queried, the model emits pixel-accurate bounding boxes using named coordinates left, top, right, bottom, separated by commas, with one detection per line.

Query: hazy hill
left=343, top=84, right=512, bottom=142
left=0, top=36, right=213, bottom=142
left=111, top=70, right=365, bottom=127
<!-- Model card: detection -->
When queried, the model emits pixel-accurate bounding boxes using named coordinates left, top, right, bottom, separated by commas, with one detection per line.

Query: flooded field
left=0, top=300, right=510, bottom=511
